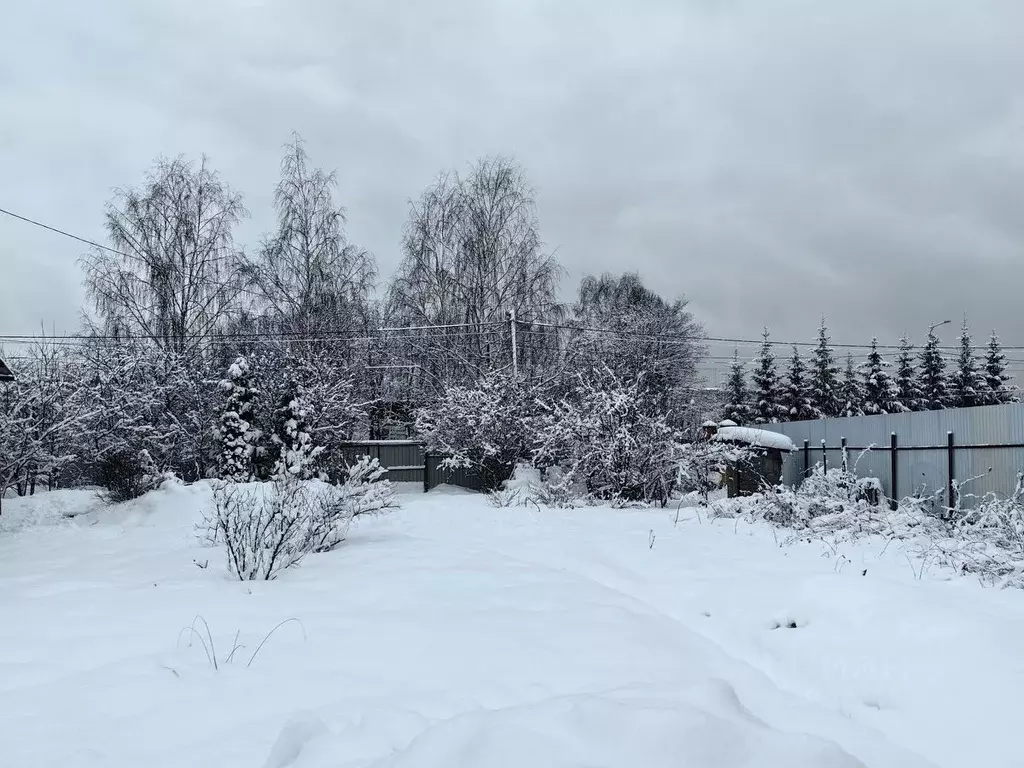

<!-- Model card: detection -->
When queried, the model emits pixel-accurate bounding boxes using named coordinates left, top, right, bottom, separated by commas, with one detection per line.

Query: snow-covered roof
left=0, top=357, right=14, bottom=382
left=701, top=420, right=719, bottom=428
left=712, top=426, right=796, bottom=452
left=718, top=419, right=738, bottom=427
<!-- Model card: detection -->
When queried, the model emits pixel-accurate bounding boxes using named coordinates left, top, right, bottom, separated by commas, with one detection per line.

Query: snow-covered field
left=1, top=483, right=1021, bottom=767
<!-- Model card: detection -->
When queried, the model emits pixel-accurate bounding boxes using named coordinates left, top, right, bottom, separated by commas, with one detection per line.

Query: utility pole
left=509, top=309, right=519, bottom=378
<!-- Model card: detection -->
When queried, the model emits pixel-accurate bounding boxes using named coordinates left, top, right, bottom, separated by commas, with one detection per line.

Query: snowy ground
left=1, top=483, right=1022, bottom=767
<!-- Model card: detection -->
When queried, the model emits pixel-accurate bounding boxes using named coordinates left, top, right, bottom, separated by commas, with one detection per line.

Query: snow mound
left=713, top=427, right=796, bottom=452
left=262, top=711, right=331, bottom=768
left=0, top=488, right=103, bottom=533
left=291, top=684, right=865, bottom=768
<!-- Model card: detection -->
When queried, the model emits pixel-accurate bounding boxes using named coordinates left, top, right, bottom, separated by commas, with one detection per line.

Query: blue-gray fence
left=339, top=441, right=488, bottom=492
left=339, top=441, right=426, bottom=485
left=752, top=403, right=1024, bottom=508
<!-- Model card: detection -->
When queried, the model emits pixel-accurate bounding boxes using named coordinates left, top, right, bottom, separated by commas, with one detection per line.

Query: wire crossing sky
left=2, top=1, right=1022, bottom=380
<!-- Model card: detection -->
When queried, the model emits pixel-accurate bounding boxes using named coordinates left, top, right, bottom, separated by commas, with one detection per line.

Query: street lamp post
left=927, top=319, right=952, bottom=335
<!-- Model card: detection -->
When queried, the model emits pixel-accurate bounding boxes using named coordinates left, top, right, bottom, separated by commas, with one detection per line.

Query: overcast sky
left=2, top=0, right=1022, bottom=380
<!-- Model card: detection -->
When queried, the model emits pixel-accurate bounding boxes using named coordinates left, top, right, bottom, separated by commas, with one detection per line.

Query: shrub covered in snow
left=488, top=463, right=584, bottom=509
left=203, top=456, right=397, bottom=580
left=675, top=441, right=755, bottom=506
left=533, top=367, right=680, bottom=506
left=95, top=448, right=163, bottom=504
left=416, top=371, right=538, bottom=491
left=714, top=455, right=1024, bottom=589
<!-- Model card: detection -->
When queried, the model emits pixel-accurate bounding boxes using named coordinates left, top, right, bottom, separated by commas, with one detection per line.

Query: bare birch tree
left=243, top=134, right=377, bottom=343
left=81, top=156, right=247, bottom=354
left=386, top=157, right=564, bottom=394
left=568, top=272, right=705, bottom=415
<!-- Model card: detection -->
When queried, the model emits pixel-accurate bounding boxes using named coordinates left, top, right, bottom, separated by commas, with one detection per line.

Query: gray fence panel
left=339, top=441, right=426, bottom=486
left=424, top=454, right=487, bottom=492
left=750, top=404, right=1024, bottom=507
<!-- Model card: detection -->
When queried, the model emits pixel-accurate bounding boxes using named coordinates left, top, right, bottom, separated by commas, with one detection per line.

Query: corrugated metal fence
left=753, top=403, right=1024, bottom=508
left=338, top=441, right=489, bottom=492
left=338, top=441, right=425, bottom=485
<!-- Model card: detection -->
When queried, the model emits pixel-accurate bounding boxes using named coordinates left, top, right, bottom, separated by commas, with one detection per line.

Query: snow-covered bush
left=337, top=455, right=397, bottom=520
left=533, top=367, right=680, bottom=506
left=487, top=487, right=524, bottom=508
left=206, top=480, right=309, bottom=580
left=203, top=456, right=397, bottom=580
left=675, top=441, right=752, bottom=506
left=95, top=448, right=162, bottom=503
left=416, top=372, right=538, bottom=491
left=0, top=340, right=89, bottom=510
left=712, top=456, right=1024, bottom=588
left=299, top=461, right=397, bottom=555
left=746, top=461, right=884, bottom=529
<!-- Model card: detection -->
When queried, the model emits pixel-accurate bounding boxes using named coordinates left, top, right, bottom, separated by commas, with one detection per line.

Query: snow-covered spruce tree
left=895, top=335, right=923, bottom=412
left=840, top=353, right=865, bottom=417
left=750, top=328, right=785, bottom=424
left=862, top=338, right=903, bottom=415
left=722, top=349, right=751, bottom=424
left=270, top=374, right=323, bottom=480
left=782, top=346, right=816, bottom=421
left=949, top=319, right=987, bottom=409
left=218, top=355, right=260, bottom=481
left=984, top=331, right=1018, bottom=405
left=919, top=328, right=949, bottom=410
left=533, top=367, right=679, bottom=505
left=809, top=318, right=841, bottom=418
left=415, top=370, right=537, bottom=490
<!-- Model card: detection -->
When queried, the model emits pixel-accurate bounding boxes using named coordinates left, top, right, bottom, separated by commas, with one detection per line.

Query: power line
left=0, top=205, right=129, bottom=258
left=3, top=204, right=1019, bottom=353
left=532, top=321, right=1014, bottom=352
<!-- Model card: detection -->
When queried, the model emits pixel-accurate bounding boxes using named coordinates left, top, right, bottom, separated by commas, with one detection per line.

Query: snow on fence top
left=712, top=426, right=796, bottom=452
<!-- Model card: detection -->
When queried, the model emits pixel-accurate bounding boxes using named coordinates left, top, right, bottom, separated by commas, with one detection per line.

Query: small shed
left=711, top=426, right=795, bottom=497
left=0, top=357, right=14, bottom=383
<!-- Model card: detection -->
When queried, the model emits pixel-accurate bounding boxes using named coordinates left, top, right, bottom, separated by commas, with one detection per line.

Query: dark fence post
left=821, top=439, right=827, bottom=472
left=947, top=431, right=955, bottom=509
left=423, top=453, right=431, bottom=494
left=803, top=439, right=810, bottom=480
left=889, top=432, right=898, bottom=510
left=840, top=437, right=847, bottom=471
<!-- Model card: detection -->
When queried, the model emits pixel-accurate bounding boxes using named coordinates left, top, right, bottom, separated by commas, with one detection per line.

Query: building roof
left=0, top=357, right=14, bottom=382
left=712, top=426, right=796, bottom=452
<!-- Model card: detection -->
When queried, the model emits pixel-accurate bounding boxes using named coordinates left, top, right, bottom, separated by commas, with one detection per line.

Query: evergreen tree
left=840, top=353, right=865, bottom=417
left=782, top=346, right=815, bottom=421
left=722, top=349, right=751, bottom=424
left=919, top=328, right=949, bottom=410
left=862, top=338, right=902, bottom=415
left=984, top=331, right=1017, bottom=405
left=271, top=374, right=323, bottom=480
left=809, top=318, right=841, bottom=418
left=218, top=355, right=259, bottom=481
left=949, top=318, right=986, bottom=409
left=750, top=327, right=783, bottom=424
left=895, top=335, right=923, bottom=412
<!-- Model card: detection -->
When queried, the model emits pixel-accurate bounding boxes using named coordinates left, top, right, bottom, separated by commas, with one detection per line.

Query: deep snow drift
left=1, top=482, right=1021, bottom=767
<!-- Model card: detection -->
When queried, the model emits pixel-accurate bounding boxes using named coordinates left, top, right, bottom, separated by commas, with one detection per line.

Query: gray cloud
left=2, top=0, right=1022, bottom=380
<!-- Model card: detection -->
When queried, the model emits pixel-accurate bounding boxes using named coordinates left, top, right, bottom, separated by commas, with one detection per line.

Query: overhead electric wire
left=3, top=203, right=1021, bottom=354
